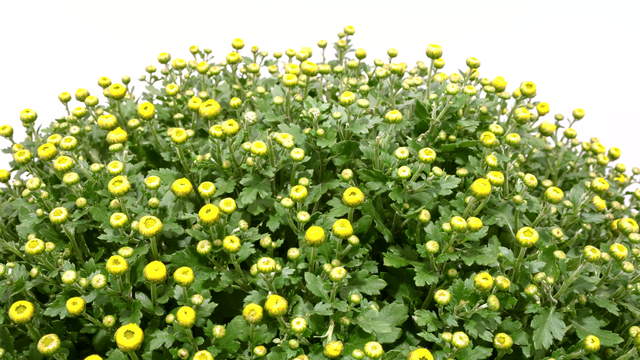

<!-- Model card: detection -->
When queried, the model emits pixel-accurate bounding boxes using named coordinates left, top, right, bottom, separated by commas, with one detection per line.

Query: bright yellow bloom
left=49, top=207, right=69, bottom=224
left=110, top=212, right=128, bottom=228
left=106, top=255, right=129, bottom=275
left=332, top=219, right=353, bottom=238
left=408, top=348, right=434, bottom=360
left=176, top=306, right=197, bottom=327
left=290, top=185, right=308, bottom=201
left=171, top=177, right=193, bottom=197
left=199, top=204, right=220, bottom=224
left=193, top=350, right=214, bottom=360
left=242, top=303, right=263, bottom=323
left=223, top=235, right=241, bottom=253
left=37, top=143, right=58, bottom=160
left=264, top=294, right=288, bottom=316
left=143, top=261, right=167, bottom=282
left=173, top=266, right=195, bottom=286
left=8, top=300, right=35, bottom=323
left=364, top=341, right=384, bottom=358
left=25, top=238, right=45, bottom=255
left=108, top=176, right=131, bottom=196
left=516, top=226, right=539, bottom=247
left=53, top=155, right=75, bottom=172
left=342, top=187, right=365, bottom=207
left=198, top=181, right=216, bottom=198
left=323, top=341, right=344, bottom=358
left=199, top=99, right=222, bottom=119
left=219, top=198, right=237, bottom=214
left=138, top=215, right=163, bottom=237
left=37, top=334, right=61, bottom=355
left=66, top=296, right=86, bottom=316
left=114, top=323, right=144, bottom=351
left=474, top=271, right=494, bottom=291
left=470, top=178, right=492, bottom=198
left=137, top=101, right=156, bottom=119
left=305, top=225, right=326, bottom=246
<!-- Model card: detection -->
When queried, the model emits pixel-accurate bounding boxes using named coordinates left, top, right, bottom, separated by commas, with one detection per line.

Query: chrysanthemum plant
left=1, top=26, right=640, bottom=360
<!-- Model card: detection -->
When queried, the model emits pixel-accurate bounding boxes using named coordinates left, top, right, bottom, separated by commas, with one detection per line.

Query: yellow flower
left=138, top=215, right=163, bottom=237
left=108, top=176, right=131, bottom=196
left=426, top=44, right=443, bottom=59
left=384, top=109, right=403, bottom=123
left=106, top=255, right=129, bottom=275
left=107, top=127, right=128, bottom=144
left=8, top=300, right=35, bottom=323
left=219, top=198, right=237, bottom=214
left=364, top=341, right=384, bottom=359
left=144, top=175, right=161, bottom=190
left=173, top=266, right=195, bottom=286
left=66, top=296, right=86, bottom=316
left=137, top=101, right=156, bottom=120
left=114, top=323, right=144, bottom=351
left=470, top=178, right=492, bottom=198
left=13, top=149, right=32, bottom=164
left=544, top=186, right=564, bottom=204
left=609, top=242, right=628, bottom=260
left=222, top=119, right=240, bottom=135
left=199, top=99, right=222, bottom=119
left=176, top=306, right=197, bottom=327
left=332, top=219, right=353, bottom=238
left=282, top=73, right=298, bottom=87
left=264, top=294, right=288, bottom=316
left=37, top=334, right=61, bottom=355
left=49, top=207, right=69, bottom=224
left=223, top=235, right=241, bottom=253
left=250, top=141, right=268, bottom=156
left=0, top=169, right=9, bottom=182
left=583, top=245, right=601, bottom=262
left=198, top=181, right=216, bottom=198
left=84, top=355, right=103, bottom=360
left=493, top=333, right=513, bottom=350
left=25, top=238, right=45, bottom=255
left=323, top=341, right=344, bottom=358
left=516, top=226, right=539, bottom=247
left=171, top=177, right=194, bottom=197
left=107, top=83, right=127, bottom=99
left=338, top=91, right=356, bottom=106
left=342, top=187, right=365, bottom=207
left=0, top=124, right=13, bottom=137
left=169, top=127, right=188, bottom=144
left=520, top=81, right=537, bottom=97
left=486, top=171, right=504, bottom=186
left=198, top=204, right=220, bottom=224
left=53, top=155, right=75, bottom=172
left=418, top=147, right=437, bottom=163
left=583, top=335, right=600, bottom=353
left=305, top=225, right=325, bottom=246
left=242, top=303, right=263, bottom=323
left=290, top=185, right=308, bottom=202
left=37, top=143, right=58, bottom=160
left=474, top=271, right=494, bottom=291
left=97, top=114, right=118, bottom=129
left=193, top=350, right=214, bottom=360
left=110, top=212, right=128, bottom=228
left=408, top=348, right=434, bottom=360
left=107, top=160, right=124, bottom=175
left=144, top=261, right=167, bottom=282
left=20, top=108, right=38, bottom=123
left=290, top=317, right=307, bottom=333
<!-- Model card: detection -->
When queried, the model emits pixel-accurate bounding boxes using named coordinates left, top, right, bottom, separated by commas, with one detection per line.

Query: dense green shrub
left=1, top=26, right=639, bottom=360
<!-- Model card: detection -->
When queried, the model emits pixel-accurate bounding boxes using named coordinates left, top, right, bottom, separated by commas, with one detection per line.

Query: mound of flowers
left=1, top=26, right=639, bottom=360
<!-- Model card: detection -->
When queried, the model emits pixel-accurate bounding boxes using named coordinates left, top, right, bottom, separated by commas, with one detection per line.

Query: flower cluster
left=1, top=26, right=640, bottom=360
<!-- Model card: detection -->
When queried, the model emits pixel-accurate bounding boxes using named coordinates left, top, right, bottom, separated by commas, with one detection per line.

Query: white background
left=1, top=0, right=639, bottom=167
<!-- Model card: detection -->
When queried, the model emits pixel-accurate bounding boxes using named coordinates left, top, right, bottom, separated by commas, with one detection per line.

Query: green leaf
left=356, top=302, right=408, bottom=343
left=304, top=272, right=328, bottom=299
left=571, top=316, right=624, bottom=346
left=147, top=329, right=174, bottom=351
left=531, top=308, right=567, bottom=350
left=347, top=270, right=387, bottom=295
left=591, top=296, right=620, bottom=316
